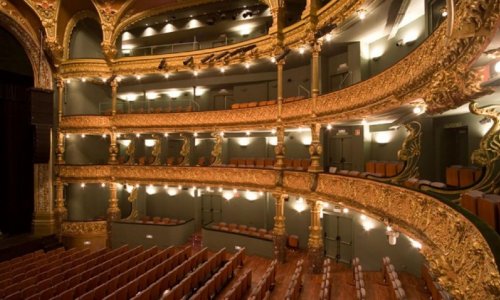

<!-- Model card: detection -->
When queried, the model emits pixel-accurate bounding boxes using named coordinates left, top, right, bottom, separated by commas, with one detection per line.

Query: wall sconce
left=166, top=187, right=179, bottom=196
left=293, top=197, right=307, bottom=213
left=244, top=190, right=259, bottom=201
left=386, top=227, right=399, bottom=245
left=373, top=131, right=394, bottom=144
left=238, top=137, right=251, bottom=147
left=146, top=184, right=156, bottom=195
left=145, top=139, right=156, bottom=147
left=126, top=184, right=134, bottom=193
left=440, top=7, right=448, bottom=17
left=267, top=136, right=278, bottom=146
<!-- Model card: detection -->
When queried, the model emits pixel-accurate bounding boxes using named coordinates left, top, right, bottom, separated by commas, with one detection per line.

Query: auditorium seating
left=421, top=264, right=450, bottom=300
left=284, top=259, right=304, bottom=300
left=132, top=216, right=187, bottom=225
left=227, top=157, right=310, bottom=170
left=248, top=259, right=277, bottom=300
left=365, top=161, right=404, bottom=177
left=319, top=258, right=332, bottom=300
left=209, top=222, right=274, bottom=240
left=230, top=96, right=304, bottom=110
left=445, top=165, right=482, bottom=187
left=460, top=192, right=500, bottom=233
left=352, top=258, right=366, bottom=300
left=381, top=257, right=407, bottom=300
left=222, top=269, right=252, bottom=300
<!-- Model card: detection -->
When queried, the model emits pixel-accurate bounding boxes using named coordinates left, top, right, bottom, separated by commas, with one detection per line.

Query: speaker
left=30, top=88, right=53, bottom=163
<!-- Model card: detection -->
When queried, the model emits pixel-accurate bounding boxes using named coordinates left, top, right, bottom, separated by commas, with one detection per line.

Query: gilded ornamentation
left=272, top=191, right=287, bottom=263
left=107, top=182, right=121, bottom=221
left=180, top=134, right=191, bottom=166
left=308, top=200, right=324, bottom=273
left=469, top=101, right=500, bottom=193
left=369, top=121, right=422, bottom=184
left=61, top=221, right=107, bottom=236
left=314, top=173, right=500, bottom=299
left=423, top=68, right=492, bottom=114
left=210, top=132, right=223, bottom=166
left=108, top=130, right=119, bottom=164
left=0, top=9, right=52, bottom=89
left=54, top=177, right=67, bottom=236
left=56, top=130, right=65, bottom=164
left=308, top=123, right=322, bottom=172
left=150, top=135, right=162, bottom=166
left=34, top=163, right=52, bottom=214
left=274, top=126, right=285, bottom=169
left=125, top=186, right=139, bottom=221
left=125, top=137, right=135, bottom=165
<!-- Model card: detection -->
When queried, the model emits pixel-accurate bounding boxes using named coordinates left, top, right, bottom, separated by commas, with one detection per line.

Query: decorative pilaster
left=308, top=200, right=324, bottom=273
left=56, top=131, right=65, bottom=164
left=277, top=60, right=284, bottom=122
left=54, top=177, right=67, bottom=239
left=180, top=134, right=191, bottom=166
left=308, top=123, right=323, bottom=172
left=301, top=0, right=320, bottom=20
left=110, top=78, right=118, bottom=116
left=108, top=130, right=119, bottom=164
left=56, top=77, right=64, bottom=122
left=274, top=126, right=285, bottom=169
left=272, top=192, right=288, bottom=263
left=107, top=182, right=121, bottom=222
left=211, top=132, right=223, bottom=166
left=33, top=164, right=55, bottom=236
left=311, top=42, right=321, bottom=117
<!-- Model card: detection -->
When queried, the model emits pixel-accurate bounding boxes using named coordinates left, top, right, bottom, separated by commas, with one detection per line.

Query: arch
left=0, top=11, right=52, bottom=90
left=63, top=10, right=101, bottom=60
left=68, top=17, right=104, bottom=59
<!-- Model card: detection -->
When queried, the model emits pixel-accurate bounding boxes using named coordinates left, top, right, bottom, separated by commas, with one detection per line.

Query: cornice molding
left=55, top=165, right=500, bottom=299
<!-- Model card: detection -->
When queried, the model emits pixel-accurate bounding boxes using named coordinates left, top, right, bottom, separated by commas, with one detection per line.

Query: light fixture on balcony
left=386, top=227, right=399, bottom=246
left=440, top=7, right=448, bottom=17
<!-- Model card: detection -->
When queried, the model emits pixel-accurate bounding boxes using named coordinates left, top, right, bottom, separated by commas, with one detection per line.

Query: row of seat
left=56, top=246, right=172, bottom=300
left=403, top=178, right=447, bottom=189
left=365, top=161, right=404, bottom=177
left=352, top=262, right=366, bottom=300
left=103, top=105, right=194, bottom=115
left=319, top=258, right=332, bottom=300
left=210, top=222, right=274, bottom=240
left=0, top=249, right=45, bottom=274
left=445, top=165, right=482, bottom=187
left=190, top=247, right=245, bottom=300
left=20, top=245, right=133, bottom=299
left=0, top=248, right=93, bottom=299
left=248, top=259, right=277, bottom=300
left=161, top=248, right=227, bottom=300
left=382, top=257, right=407, bottom=300
left=132, top=216, right=187, bottom=225
left=284, top=259, right=304, bottom=300
left=460, top=191, right=500, bottom=233
left=227, top=158, right=311, bottom=171
left=222, top=269, right=252, bottom=300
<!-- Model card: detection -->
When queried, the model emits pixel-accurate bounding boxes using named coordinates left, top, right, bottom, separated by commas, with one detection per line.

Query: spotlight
left=158, top=58, right=167, bottom=70
left=214, top=51, right=229, bottom=61
left=440, top=7, right=448, bottom=17
left=201, top=53, right=215, bottom=64
left=275, top=48, right=291, bottom=62
left=357, top=9, right=367, bottom=20
left=183, top=56, right=194, bottom=66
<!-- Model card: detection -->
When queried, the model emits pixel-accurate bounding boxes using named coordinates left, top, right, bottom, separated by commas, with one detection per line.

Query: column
left=107, top=182, right=120, bottom=246
left=108, top=130, right=118, bottom=164
left=274, top=126, right=285, bottom=169
left=311, top=43, right=321, bottom=117
left=308, top=123, right=322, bottom=172
left=277, top=60, right=284, bottom=122
left=56, top=77, right=64, bottom=122
left=56, top=131, right=65, bottom=164
left=308, top=200, right=324, bottom=273
left=53, top=177, right=67, bottom=239
left=272, top=192, right=288, bottom=263
left=111, top=78, right=118, bottom=116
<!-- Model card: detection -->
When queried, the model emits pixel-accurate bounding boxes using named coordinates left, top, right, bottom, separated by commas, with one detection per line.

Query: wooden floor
left=215, top=248, right=431, bottom=300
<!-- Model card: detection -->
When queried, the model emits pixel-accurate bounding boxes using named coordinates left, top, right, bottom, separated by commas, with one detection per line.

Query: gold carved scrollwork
left=308, top=123, right=322, bottom=173
left=180, top=134, right=191, bottom=166
left=469, top=101, right=500, bottom=193
left=210, top=132, right=223, bottom=166
left=274, top=126, right=285, bottom=169
left=424, top=68, right=492, bottom=114
left=61, top=221, right=107, bottom=236
left=150, top=135, right=162, bottom=166
left=369, top=121, right=422, bottom=184
left=125, top=187, right=139, bottom=221
left=125, top=137, right=135, bottom=165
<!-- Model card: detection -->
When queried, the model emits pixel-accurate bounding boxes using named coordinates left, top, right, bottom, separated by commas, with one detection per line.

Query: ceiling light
left=495, top=61, right=500, bottom=73
left=135, top=75, right=142, bottom=80
left=193, top=132, right=198, bottom=137
left=220, top=67, right=225, bottom=73
left=246, top=131, right=251, bottom=136
left=299, top=47, right=305, bottom=55
left=136, top=133, right=141, bottom=137
left=361, top=119, right=368, bottom=125
left=271, top=57, right=276, bottom=63
left=440, top=7, right=448, bottom=17
left=102, top=134, right=106, bottom=138
left=81, top=78, right=86, bottom=82
left=80, top=183, right=86, bottom=188
left=193, top=70, right=199, bottom=77
left=244, top=62, right=250, bottom=69
left=164, top=73, right=170, bottom=79
left=271, top=128, right=277, bottom=134
left=357, top=9, right=367, bottom=20
left=342, top=208, right=349, bottom=214
left=101, top=183, right=106, bottom=188
left=164, top=132, right=169, bottom=137
left=325, top=34, right=333, bottom=42
left=81, top=134, right=86, bottom=138
left=146, top=185, right=156, bottom=195
left=65, top=133, right=70, bottom=138
left=413, top=106, right=424, bottom=114
left=326, top=124, right=333, bottom=130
